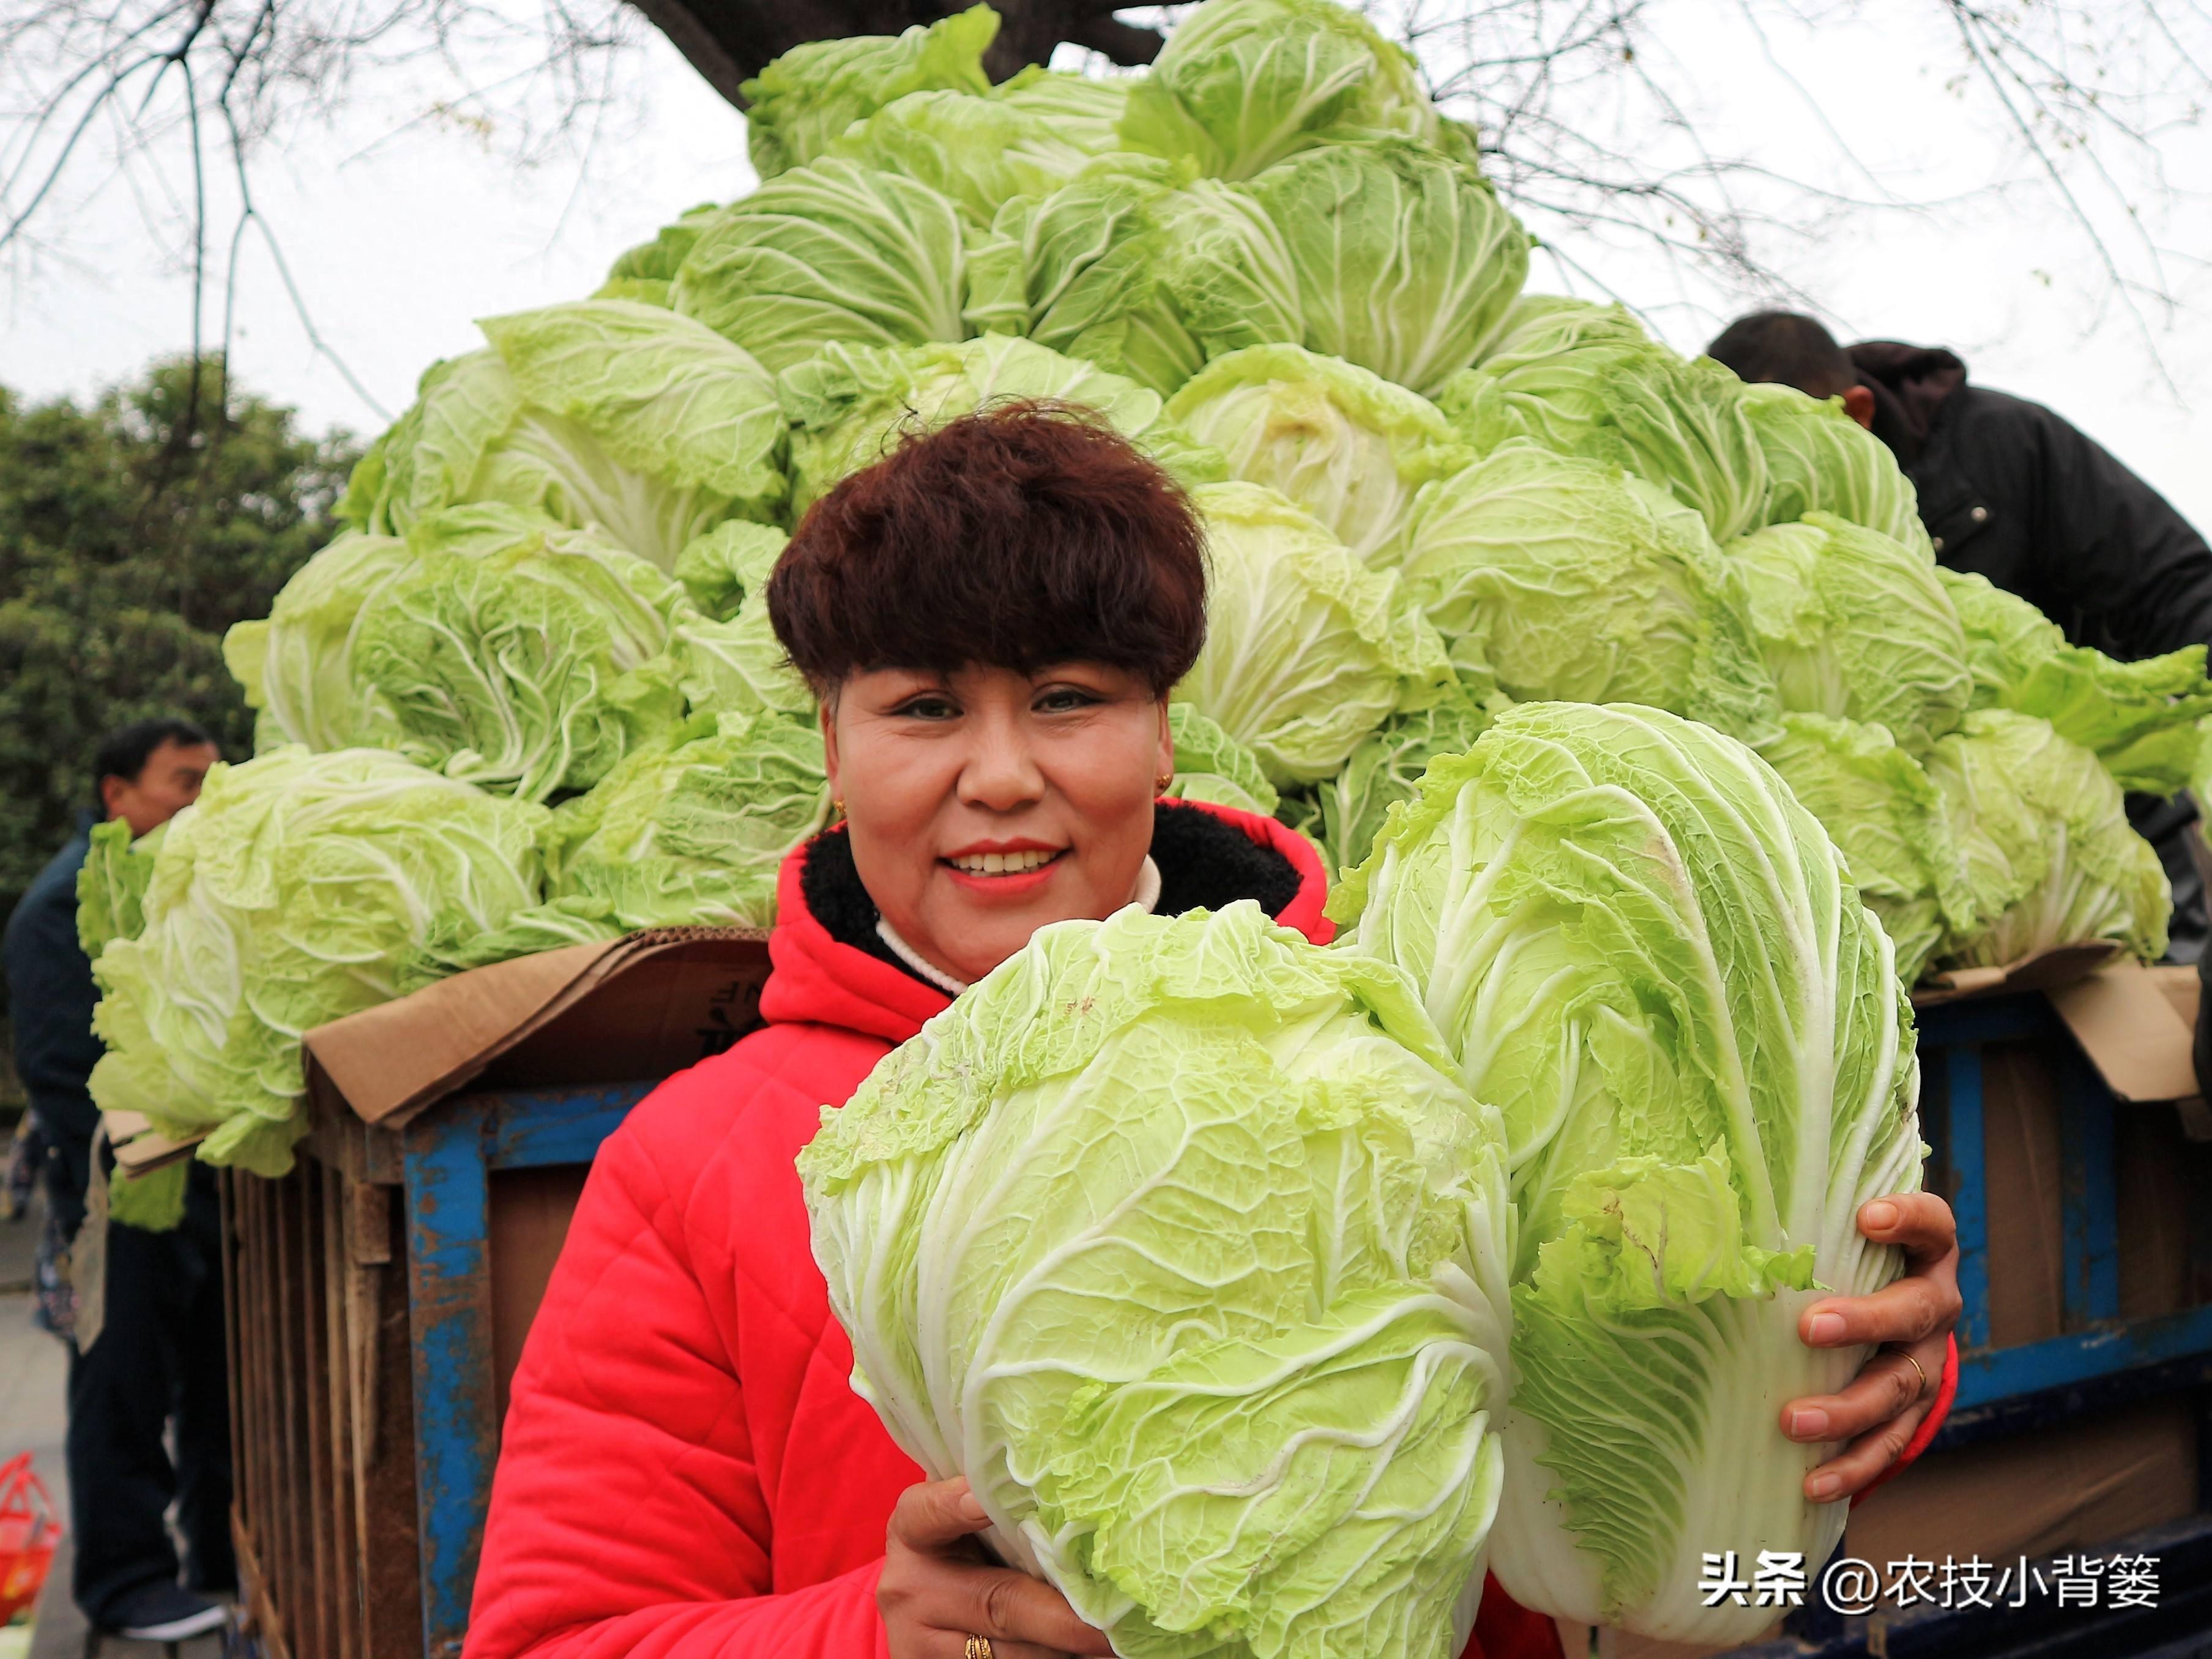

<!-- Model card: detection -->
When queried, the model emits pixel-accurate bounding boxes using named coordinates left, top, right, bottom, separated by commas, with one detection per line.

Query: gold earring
left=831, top=797, right=846, bottom=818
left=1155, top=772, right=1174, bottom=793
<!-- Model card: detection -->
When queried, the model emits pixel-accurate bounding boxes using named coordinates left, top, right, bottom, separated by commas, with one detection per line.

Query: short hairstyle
left=769, top=401, right=1208, bottom=698
left=1706, top=311, right=1857, bottom=399
left=92, top=717, right=214, bottom=813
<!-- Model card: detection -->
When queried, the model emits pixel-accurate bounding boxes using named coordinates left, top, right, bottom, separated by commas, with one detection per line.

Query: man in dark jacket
left=1707, top=311, right=2212, bottom=963
left=1, top=718, right=233, bottom=1642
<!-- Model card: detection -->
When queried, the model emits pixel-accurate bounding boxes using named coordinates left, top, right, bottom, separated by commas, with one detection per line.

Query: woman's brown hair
left=767, top=401, right=1208, bottom=698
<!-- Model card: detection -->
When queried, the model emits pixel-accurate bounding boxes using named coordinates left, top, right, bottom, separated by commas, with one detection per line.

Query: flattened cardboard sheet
left=1912, top=941, right=2120, bottom=1006
left=302, top=926, right=772, bottom=1129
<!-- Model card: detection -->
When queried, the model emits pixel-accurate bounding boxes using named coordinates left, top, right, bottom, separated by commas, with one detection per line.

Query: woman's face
left=823, top=662, right=1175, bottom=986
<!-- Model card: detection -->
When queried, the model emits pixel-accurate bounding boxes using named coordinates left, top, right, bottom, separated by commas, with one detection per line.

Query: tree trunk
left=624, top=0, right=1163, bottom=105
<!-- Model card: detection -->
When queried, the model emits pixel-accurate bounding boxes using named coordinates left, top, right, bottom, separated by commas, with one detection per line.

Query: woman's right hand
left=879, top=1477, right=1117, bottom=1659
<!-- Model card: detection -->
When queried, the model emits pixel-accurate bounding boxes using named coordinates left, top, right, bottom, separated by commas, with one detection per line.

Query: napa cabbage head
left=799, top=901, right=1513, bottom=1659
left=1314, top=684, right=1495, bottom=881
left=1941, top=569, right=2212, bottom=796
left=1397, top=442, right=1779, bottom=741
left=740, top=4, right=996, bottom=179
left=1443, top=331, right=1768, bottom=542
left=223, top=529, right=414, bottom=755
left=1758, top=714, right=1974, bottom=986
left=1740, top=382, right=1932, bottom=557
left=353, top=506, right=698, bottom=800
left=538, top=709, right=829, bottom=930
left=671, top=160, right=972, bottom=377
left=1246, top=140, right=1529, bottom=398
left=339, top=302, right=786, bottom=568
left=1166, top=345, right=1472, bottom=569
left=1333, top=701, right=1921, bottom=1644
left=86, top=748, right=551, bottom=1175
left=1116, top=0, right=1441, bottom=179
left=1469, top=296, right=1650, bottom=365
left=594, top=202, right=723, bottom=308
left=1166, top=702, right=1280, bottom=815
left=778, top=334, right=1226, bottom=515
left=666, top=521, right=814, bottom=717
left=990, top=65, right=1130, bottom=154
left=1926, top=709, right=2170, bottom=970
left=829, top=89, right=1095, bottom=225
left=1177, top=482, right=1454, bottom=785
left=1720, top=513, right=1970, bottom=751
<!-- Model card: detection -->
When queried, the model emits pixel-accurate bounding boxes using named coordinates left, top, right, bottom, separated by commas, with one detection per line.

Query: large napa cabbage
left=338, top=301, right=787, bottom=568
left=964, top=161, right=1306, bottom=397
left=1442, top=328, right=1769, bottom=543
left=85, top=748, right=551, bottom=1174
left=1176, top=481, right=1454, bottom=785
left=1759, top=713, right=1975, bottom=986
left=1166, top=702, right=1281, bottom=816
left=1926, top=709, right=2171, bottom=970
left=1166, top=345, right=1471, bottom=568
left=1314, top=684, right=1496, bottom=880
left=1720, top=513, right=1971, bottom=752
left=778, top=334, right=1226, bottom=515
left=1245, top=140, right=1528, bottom=398
left=231, top=505, right=696, bottom=802
left=739, top=3, right=996, bottom=179
left=1739, top=382, right=1933, bottom=557
left=671, top=160, right=972, bottom=376
left=1942, top=568, right=2212, bottom=796
left=1115, top=0, right=1445, bottom=179
left=800, top=901, right=1513, bottom=1659
left=539, top=709, right=830, bottom=930
left=1331, top=701, right=1922, bottom=1644
left=829, top=89, right=1095, bottom=226
left=1397, top=442, right=1778, bottom=740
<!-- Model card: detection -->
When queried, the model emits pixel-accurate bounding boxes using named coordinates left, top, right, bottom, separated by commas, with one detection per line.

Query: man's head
left=94, top=718, right=220, bottom=838
left=1707, top=311, right=1875, bottom=428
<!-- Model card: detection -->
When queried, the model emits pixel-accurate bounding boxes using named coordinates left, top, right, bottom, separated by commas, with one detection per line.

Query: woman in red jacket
left=464, top=406, right=1962, bottom=1659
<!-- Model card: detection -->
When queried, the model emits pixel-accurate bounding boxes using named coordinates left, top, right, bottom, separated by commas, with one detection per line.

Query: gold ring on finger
left=1886, top=1345, right=1929, bottom=1396
left=966, top=1637, right=994, bottom=1659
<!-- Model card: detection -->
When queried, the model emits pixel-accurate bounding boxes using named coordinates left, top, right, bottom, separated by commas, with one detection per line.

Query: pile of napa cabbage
left=76, top=0, right=2206, bottom=1643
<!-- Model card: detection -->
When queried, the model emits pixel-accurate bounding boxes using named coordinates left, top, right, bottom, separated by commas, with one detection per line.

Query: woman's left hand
left=1779, top=1192, right=1962, bottom=1503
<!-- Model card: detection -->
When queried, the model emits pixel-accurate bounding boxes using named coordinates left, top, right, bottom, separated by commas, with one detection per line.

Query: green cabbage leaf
left=672, top=160, right=972, bottom=378
left=1926, top=709, right=2171, bottom=969
left=1740, top=382, right=1932, bottom=557
left=1167, top=702, right=1281, bottom=815
left=1758, top=713, right=1974, bottom=986
left=1398, top=442, right=1778, bottom=740
left=1443, top=330, right=1768, bottom=543
left=740, top=4, right=996, bottom=179
left=1166, top=345, right=1471, bottom=568
left=1721, top=513, right=1970, bottom=752
left=1247, top=140, right=1528, bottom=398
left=1115, top=0, right=1442, bottom=179
left=1942, top=569, right=2212, bottom=796
left=1176, top=481, right=1454, bottom=784
left=779, top=334, right=1225, bottom=516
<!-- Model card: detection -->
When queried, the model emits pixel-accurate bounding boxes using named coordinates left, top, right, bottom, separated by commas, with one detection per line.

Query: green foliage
left=0, top=358, right=358, bottom=922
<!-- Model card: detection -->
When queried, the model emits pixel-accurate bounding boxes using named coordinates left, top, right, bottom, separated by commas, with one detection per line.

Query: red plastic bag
left=0, top=1453, right=61, bottom=1624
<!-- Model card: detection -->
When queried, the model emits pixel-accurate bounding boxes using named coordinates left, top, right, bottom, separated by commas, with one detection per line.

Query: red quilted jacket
left=464, top=799, right=1952, bottom=1659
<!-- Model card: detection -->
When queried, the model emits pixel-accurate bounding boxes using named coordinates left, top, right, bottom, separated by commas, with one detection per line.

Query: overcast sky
left=4, top=0, right=2208, bottom=529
